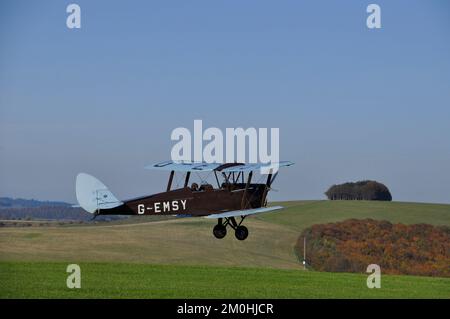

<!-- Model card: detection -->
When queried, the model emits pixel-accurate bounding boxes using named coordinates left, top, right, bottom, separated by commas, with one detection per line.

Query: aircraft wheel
left=213, top=224, right=227, bottom=239
left=235, top=226, right=248, bottom=241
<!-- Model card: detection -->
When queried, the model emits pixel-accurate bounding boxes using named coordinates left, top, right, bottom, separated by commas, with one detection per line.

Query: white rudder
left=75, top=173, right=123, bottom=213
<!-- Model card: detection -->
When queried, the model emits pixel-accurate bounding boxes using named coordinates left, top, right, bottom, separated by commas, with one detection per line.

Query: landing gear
left=234, top=225, right=248, bottom=241
left=213, top=224, right=227, bottom=239
left=212, top=217, right=249, bottom=240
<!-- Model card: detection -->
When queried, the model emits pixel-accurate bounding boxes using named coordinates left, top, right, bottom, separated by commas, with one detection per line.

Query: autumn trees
left=296, top=219, right=450, bottom=277
left=325, top=180, right=392, bottom=201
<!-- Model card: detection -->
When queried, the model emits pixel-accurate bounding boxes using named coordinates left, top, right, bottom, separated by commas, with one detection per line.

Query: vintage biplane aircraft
left=76, top=160, right=294, bottom=240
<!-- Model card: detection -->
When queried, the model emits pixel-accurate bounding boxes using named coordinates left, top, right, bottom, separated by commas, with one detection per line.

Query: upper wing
left=220, top=161, right=294, bottom=172
left=145, top=160, right=222, bottom=172
left=204, top=206, right=283, bottom=219
left=145, top=160, right=294, bottom=173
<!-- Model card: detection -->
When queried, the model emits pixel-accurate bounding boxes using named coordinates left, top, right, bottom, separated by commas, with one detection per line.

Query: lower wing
left=204, top=206, right=283, bottom=219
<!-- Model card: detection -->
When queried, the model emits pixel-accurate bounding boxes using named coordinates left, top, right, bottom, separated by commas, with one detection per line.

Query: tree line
left=325, top=180, right=392, bottom=201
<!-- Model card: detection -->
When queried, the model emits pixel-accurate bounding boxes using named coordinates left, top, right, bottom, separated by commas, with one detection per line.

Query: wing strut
left=167, top=170, right=174, bottom=192
left=240, top=171, right=253, bottom=209
left=184, top=172, right=191, bottom=188
left=261, top=169, right=273, bottom=206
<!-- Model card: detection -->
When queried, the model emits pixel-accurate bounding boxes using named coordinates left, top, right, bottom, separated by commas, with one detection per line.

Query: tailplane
left=75, top=173, right=123, bottom=214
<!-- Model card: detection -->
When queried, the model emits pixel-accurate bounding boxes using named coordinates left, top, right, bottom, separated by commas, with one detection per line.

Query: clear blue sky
left=1, top=0, right=449, bottom=203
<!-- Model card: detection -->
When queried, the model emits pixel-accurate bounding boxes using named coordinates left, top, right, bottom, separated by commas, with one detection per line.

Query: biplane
left=75, top=160, right=294, bottom=240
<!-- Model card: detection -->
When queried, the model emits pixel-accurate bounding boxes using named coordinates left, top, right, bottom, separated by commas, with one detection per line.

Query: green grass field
left=1, top=262, right=449, bottom=298
left=0, top=200, right=449, bottom=298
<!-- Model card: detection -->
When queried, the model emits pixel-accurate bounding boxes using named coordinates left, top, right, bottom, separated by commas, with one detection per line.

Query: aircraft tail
left=75, top=173, right=123, bottom=214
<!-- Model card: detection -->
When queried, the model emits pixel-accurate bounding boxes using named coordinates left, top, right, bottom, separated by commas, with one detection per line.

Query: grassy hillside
left=0, top=201, right=449, bottom=270
left=262, top=200, right=450, bottom=231
left=0, top=218, right=299, bottom=269
left=1, top=262, right=449, bottom=298
left=1, top=200, right=449, bottom=298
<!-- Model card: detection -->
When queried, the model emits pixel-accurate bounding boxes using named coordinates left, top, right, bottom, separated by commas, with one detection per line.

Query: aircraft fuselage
left=96, top=183, right=267, bottom=217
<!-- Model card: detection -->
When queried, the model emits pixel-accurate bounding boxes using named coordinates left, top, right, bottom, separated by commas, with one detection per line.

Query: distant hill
left=0, top=197, right=71, bottom=209
left=0, top=197, right=125, bottom=222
